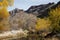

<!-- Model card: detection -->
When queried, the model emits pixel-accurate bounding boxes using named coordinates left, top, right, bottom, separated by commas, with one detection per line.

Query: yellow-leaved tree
left=35, top=18, right=51, bottom=31
left=0, top=0, right=14, bottom=7
left=0, top=0, right=14, bottom=32
left=49, top=6, right=60, bottom=33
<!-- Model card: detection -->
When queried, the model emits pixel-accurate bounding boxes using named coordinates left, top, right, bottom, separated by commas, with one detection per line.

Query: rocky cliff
left=25, top=1, right=60, bottom=18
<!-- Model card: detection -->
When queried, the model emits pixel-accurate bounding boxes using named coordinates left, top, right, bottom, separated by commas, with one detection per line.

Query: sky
left=8, top=0, right=60, bottom=11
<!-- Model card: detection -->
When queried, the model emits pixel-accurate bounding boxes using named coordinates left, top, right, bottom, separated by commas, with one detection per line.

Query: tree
left=49, top=6, right=60, bottom=33
left=0, top=0, right=14, bottom=7
left=0, top=0, right=14, bottom=32
left=35, top=18, right=51, bottom=31
left=0, top=0, right=14, bottom=18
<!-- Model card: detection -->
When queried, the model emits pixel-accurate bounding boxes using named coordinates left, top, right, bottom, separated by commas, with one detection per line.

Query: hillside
left=25, top=1, right=60, bottom=18
left=7, top=1, right=60, bottom=40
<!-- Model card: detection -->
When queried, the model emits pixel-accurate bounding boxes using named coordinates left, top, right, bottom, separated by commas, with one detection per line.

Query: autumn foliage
left=0, top=0, right=14, bottom=32
left=36, top=18, right=51, bottom=31
left=0, top=0, right=14, bottom=7
left=49, top=6, right=60, bottom=32
left=35, top=6, right=60, bottom=33
left=0, top=7, right=9, bottom=18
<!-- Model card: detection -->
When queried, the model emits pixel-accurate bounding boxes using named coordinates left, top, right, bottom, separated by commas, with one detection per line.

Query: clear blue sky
left=8, top=0, right=60, bottom=11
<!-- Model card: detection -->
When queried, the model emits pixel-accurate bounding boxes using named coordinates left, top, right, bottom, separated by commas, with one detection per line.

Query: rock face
left=25, top=1, right=60, bottom=18
left=9, top=8, right=23, bottom=17
left=25, top=3, right=54, bottom=18
left=26, top=3, right=54, bottom=13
